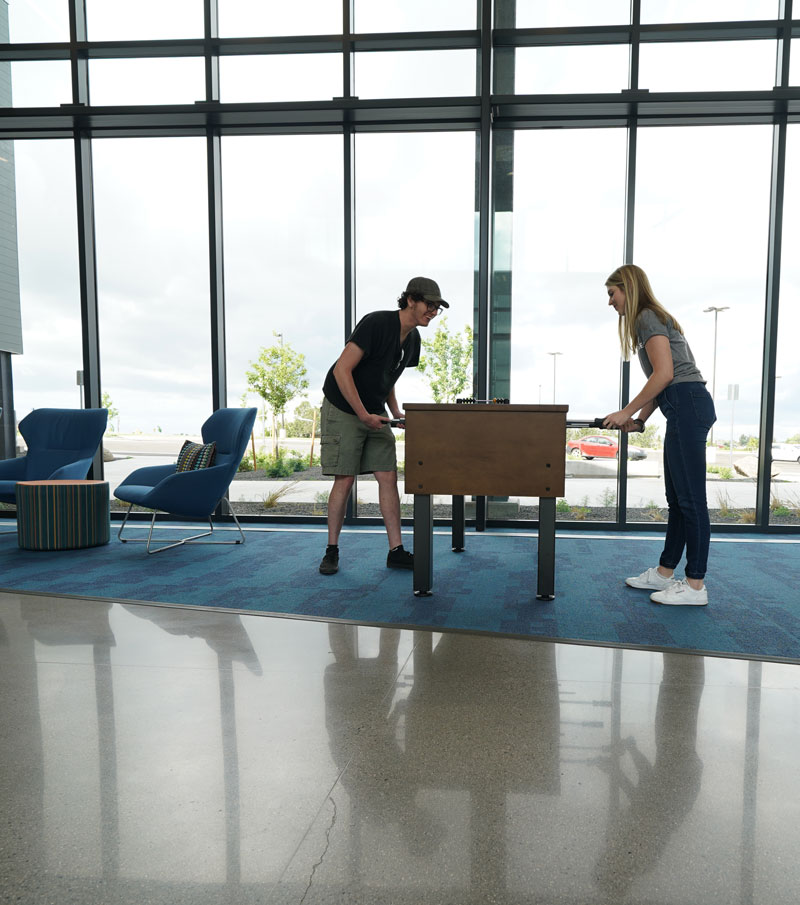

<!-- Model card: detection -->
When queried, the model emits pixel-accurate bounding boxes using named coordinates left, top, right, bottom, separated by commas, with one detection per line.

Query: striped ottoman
left=16, top=480, right=110, bottom=551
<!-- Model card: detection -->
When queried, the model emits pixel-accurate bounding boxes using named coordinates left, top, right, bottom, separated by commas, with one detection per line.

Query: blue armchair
left=115, top=407, right=257, bottom=554
left=0, top=408, right=108, bottom=508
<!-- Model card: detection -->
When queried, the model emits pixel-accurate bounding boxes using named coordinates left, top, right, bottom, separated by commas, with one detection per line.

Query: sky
left=4, top=0, right=799, bottom=447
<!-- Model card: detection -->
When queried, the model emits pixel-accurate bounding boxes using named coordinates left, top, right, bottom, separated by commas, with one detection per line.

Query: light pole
left=703, top=306, right=729, bottom=444
left=276, top=333, right=285, bottom=431
left=547, top=352, right=563, bottom=404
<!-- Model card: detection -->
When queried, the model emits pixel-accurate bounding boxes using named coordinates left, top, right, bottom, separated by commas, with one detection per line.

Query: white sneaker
left=625, top=566, right=676, bottom=590
left=650, top=579, right=708, bottom=606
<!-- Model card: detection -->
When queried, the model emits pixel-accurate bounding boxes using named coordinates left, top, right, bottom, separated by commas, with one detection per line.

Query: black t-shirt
left=323, top=310, right=421, bottom=416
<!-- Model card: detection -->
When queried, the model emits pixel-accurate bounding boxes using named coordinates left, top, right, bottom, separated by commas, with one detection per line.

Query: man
left=319, top=276, right=448, bottom=575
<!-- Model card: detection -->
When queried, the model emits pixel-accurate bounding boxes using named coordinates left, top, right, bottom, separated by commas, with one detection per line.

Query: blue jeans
left=657, top=383, right=716, bottom=580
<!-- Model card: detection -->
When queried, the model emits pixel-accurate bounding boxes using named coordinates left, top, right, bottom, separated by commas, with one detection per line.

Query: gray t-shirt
left=635, top=307, right=705, bottom=387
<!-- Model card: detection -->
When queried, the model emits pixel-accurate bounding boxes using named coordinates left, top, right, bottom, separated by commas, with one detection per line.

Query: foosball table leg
left=452, top=495, right=465, bottom=552
left=413, top=493, right=434, bottom=596
left=537, top=496, right=556, bottom=601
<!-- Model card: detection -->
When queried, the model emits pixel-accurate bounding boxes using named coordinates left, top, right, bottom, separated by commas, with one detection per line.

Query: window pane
left=220, top=55, right=341, bottom=103
left=790, top=40, right=800, bottom=88
left=503, top=129, right=627, bottom=522
left=87, top=0, right=204, bottom=40
left=5, top=61, right=72, bottom=108
left=772, top=126, right=800, bottom=526
left=219, top=1, right=341, bottom=37
left=89, top=59, right=205, bottom=106
left=641, top=1, right=779, bottom=23
left=354, top=50, right=476, bottom=99
left=515, top=45, right=629, bottom=94
left=8, top=141, right=83, bottom=418
left=354, top=0, right=477, bottom=32
left=355, top=132, right=477, bottom=519
left=7, top=0, right=69, bottom=42
left=517, top=1, right=631, bottom=28
left=639, top=40, right=777, bottom=91
left=92, top=138, right=211, bottom=492
left=632, top=125, right=773, bottom=525
left=222, top=135, right=343, bottom=518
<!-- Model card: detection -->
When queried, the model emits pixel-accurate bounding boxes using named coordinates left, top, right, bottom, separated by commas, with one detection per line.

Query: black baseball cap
left=405, top=276, right=449, bottom=308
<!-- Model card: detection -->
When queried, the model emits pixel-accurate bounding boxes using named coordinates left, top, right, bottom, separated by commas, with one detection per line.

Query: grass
left=715, top=488, right=734, bottom=519
left=707, top=464, right=733, bottom=480
left=261, top=480, right=300, bottom=510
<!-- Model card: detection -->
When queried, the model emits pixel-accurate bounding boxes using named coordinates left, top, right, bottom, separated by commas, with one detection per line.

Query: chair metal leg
left=117, top=504, right=247, bottom=554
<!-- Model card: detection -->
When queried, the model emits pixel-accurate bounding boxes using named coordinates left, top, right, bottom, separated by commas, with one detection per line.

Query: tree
left=287, top=400, right=321, bottom=438
left=637, top=422, right=662, bottom=449
left=417, top=316, right=474, bottom=403
left=101, top=391, right=119, bottom=433
left=246, top=333, right=309, bottom=456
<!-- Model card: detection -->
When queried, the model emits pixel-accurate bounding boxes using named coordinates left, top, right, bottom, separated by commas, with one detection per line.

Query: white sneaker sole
left=650, top=592, right=707, bottom=606
left=626, top=577, right=674, bottom=590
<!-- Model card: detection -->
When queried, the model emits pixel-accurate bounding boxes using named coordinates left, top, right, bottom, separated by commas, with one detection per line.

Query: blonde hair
left=605, top=264, right=682, bottom=360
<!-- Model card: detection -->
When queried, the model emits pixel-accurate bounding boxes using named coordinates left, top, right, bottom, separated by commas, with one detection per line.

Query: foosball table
left=402, top=401, right=609, bottom=601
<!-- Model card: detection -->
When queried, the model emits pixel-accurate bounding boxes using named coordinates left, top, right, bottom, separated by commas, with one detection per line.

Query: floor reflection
left=593, top=654, right=705, bottom=900
left=3, top=594, right=797, bottom=905
left=323, top=627, right=561, bottom=899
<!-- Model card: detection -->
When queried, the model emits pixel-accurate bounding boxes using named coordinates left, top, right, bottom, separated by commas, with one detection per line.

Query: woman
left=603, top=265, right=716, bottom=606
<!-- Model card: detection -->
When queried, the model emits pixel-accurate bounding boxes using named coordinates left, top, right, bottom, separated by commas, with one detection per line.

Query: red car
left=566, top=435, right=647, bottom=460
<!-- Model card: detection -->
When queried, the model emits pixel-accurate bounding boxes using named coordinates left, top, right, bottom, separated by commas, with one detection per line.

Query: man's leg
left=374, top=469, right=402, bottom=549
left=327, top=474, right=355, bottom=545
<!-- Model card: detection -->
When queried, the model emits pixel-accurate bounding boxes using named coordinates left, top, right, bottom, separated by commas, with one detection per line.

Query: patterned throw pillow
left=176, top=440, right=217, bottom=472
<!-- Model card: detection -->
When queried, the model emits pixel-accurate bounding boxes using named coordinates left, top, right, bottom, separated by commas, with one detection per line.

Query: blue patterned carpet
left=1, top=526, right=799, bottom=661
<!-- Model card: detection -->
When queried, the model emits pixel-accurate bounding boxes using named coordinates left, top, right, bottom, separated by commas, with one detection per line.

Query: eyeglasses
left=423, top=301, right=442, bottom=315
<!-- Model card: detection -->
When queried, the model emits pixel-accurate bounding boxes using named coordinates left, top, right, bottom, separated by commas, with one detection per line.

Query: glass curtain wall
left=92, top=138, right=212, bottom=494
left=8, top=142, right=83, bottom=416
left=1, top=2, right=798, bottom=533
left=498, top=130, right=626, bottom=522
left=222, top=134, right=344, bottom=517
left=772, top=127, right=800, bottom=526
left=631, top=126, right=773, bottom=525
left=354, top=132, right=477, bottom=520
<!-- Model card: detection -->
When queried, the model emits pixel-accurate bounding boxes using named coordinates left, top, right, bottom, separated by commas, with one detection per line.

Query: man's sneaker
left=650, top=579, right=708, bottom=606
left=319, top=546, right=339, bottom=575
left=387, top=545, right=414, bottom=570
left=625, top=566, right=676, bottom=590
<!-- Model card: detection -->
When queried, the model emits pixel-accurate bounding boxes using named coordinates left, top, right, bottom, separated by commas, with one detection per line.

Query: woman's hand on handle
left=603, top=410, right=632, bottom=431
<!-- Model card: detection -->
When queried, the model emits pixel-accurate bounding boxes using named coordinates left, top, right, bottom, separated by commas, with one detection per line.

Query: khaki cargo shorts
left=320, top=397, right=397, bottom=476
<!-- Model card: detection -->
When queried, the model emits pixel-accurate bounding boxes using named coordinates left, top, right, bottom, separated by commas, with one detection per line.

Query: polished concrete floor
left=2, top=591, right=800, bottom=904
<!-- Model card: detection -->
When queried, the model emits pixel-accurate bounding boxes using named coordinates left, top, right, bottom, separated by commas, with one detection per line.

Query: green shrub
left=600, top=487, right=617, bottom=507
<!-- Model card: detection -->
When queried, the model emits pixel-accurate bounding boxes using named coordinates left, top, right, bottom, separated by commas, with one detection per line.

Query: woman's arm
left=604, top=334, right=673, bottom=430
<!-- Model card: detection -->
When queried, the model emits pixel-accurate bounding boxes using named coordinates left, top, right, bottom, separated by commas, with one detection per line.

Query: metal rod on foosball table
left=413, top=493, right=433, bottom=596
left=565, top=418, right=607, bottom=429
left=537, top=496, right=556, bottom=601
left=451, top=495, right=465, bottom=552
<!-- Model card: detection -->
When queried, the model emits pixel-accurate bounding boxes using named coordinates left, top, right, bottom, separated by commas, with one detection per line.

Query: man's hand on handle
left=360, top=412, right=391, bottom=431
